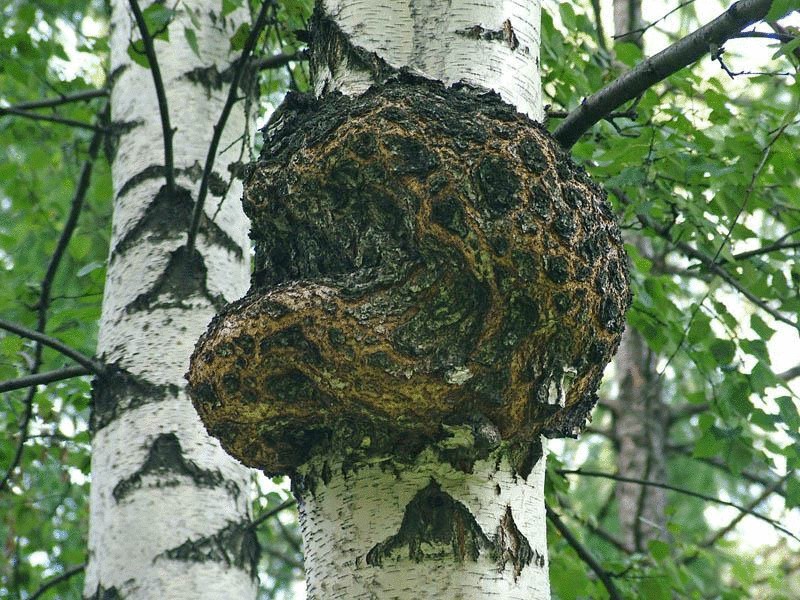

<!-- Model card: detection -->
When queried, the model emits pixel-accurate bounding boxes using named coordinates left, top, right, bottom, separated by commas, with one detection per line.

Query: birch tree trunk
left=84, top=1, right=258, bottom=597
left=292, top=1, right=548, bottom=597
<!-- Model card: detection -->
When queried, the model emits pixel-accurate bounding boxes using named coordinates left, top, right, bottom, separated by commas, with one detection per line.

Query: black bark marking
left=113, top=183, right=241, bottom=259
left=126, top=245, right=226, bottom=313
left=112, top=432, right=240, bottom=502
left=495, top=506, right=540, bottom=578
left=455, top=19, right=519, bottom=50
left=365, top=480, right=493, bottom=566
left=86, top=585, right=122, bottom=600
left=160, top=519, right=261, bottom=577
left=91, top=363, right=181, bottom=432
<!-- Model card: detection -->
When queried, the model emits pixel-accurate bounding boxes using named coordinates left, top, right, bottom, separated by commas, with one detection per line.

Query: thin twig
left=5, top=88, right=108, bottom=111
left=589, top=0, right=608, bottom=52
left=613, top=0, right=697, bottom=41
left=546, top=505, right=623, bottom=600
left=0, top=365, right=91, bottom=394
left=30, top=563, right=86, bottom=600
left=701, top=475, right=788, bottom=548
left=250, top=498, right=297, bottom=529
left=253, top=50, right=305, bottom=71
left=554, top=0, right=776, bottom=148
left=0, top=320, right=103, bottom=374
left=0, top=111, right=106, bottom=493
left=0, top=106, right=104, bottom=132
left=129, top=0, right=176, bottom=193
left=730, top=241, right=800, bottom=262
left=186, top=0, right=274, bottom=254
left=779, top=365, right=800, bottom=381
left=558, top=469, right=799, bottom=543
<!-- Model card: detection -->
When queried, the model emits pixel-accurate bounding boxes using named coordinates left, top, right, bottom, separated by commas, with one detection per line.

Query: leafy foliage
left=1, top=0, right=798, bottom=598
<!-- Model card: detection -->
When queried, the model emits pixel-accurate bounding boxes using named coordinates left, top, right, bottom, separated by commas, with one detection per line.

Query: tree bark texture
left=84, top=1, right=258, bottom=598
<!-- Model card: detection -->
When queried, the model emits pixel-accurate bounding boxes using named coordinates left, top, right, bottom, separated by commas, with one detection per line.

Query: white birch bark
left=84, top=1, right=257, bottom=597
left=299, top=1, right=548, bottom=598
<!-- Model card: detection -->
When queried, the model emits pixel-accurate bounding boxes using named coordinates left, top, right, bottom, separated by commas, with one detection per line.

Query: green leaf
left=184, top=27, right=200, bottom=58
left=750, top=314, right=775, bottom=340
left=766, top=0, right=800, bottom=21
left=222, top=0, right=244, bottom=18
left=776, top=396, right=800, bottom=431
left=648, top=539, right=671, bottom=561
left=710, top=339, right=736, bottom=366
left=142, top=3, right=175, bottom=39
left=230, top=22, right=251, bottom=51
left=127, top=41, right=150, bottom=68
left=785, top=477, right=800, bottom=508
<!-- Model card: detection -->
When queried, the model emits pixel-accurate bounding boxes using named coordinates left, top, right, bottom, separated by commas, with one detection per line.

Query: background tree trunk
left=298, top=1, right=548, bottom=597
left=609, top=0, right=669, bottom=551
left=84, top=1, right=258, bottom=597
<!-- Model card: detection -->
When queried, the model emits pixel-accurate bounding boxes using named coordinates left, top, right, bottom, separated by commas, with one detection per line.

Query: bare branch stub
left=187, top=77, right=631, bottom=476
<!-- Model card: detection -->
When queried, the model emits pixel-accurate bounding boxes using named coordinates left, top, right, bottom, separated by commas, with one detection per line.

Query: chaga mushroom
left=187, top=76, right=631, bottom=475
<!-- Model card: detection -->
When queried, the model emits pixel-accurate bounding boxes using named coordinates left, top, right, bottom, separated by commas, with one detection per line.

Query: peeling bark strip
left=162, top=519, right=260, bottom=577
left=455, top=19, right=520, bottom=50
left=112, top=433, right=240, bottom=502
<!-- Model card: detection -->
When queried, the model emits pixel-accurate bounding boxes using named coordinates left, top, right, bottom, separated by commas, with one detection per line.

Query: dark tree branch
left=730, top=241, right=800, bottom=261
left=250, top=498, right=296, bottom=530
left=779, top=364, right=800, bottom=381
left=558, top=469, right=799, bottom=542
left=546, top=505, right=623, bottom=600
left=669, top=402, right=710, bottom=425
left=0, top=365, right=91, bottom=394
left=589, top=0, right=609, bottom=53
left=263, top=547, right=304, bottom=570
left=554, top=0, right=777, bottom=148
left=613, top=0, right=697, bottom=42
left=6, top=88, right=109, bottom=111
left=546, top=108, right=638, bottom=121
left=0, top=321, right=103, bottom=375
left=129, top=0, right=176, bottom=193
left=701, top=475, right=787, bottom=548
left=0, top=112, right=106, bottom=493
left=186, top=0, right=274, bottom=254
left=0, top=106, right=104, bottom=132
left=30, top=563, right=86, bottom=600
left=731, top=30, right=797, bottom=42
left=253, top=50, right=305, bottom=71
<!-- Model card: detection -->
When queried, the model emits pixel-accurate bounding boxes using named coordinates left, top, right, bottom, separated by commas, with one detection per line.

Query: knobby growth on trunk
left=187, top=1, right=630, bottom=597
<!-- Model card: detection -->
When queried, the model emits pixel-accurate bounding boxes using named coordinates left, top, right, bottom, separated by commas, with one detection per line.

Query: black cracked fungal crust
left=187, top=75, right=631, bottom=475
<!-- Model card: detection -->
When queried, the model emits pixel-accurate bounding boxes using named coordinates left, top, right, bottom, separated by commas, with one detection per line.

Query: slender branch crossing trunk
left=295, top=3, right=547, bottom=597
left=84, top=1, right=258, bottom=597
